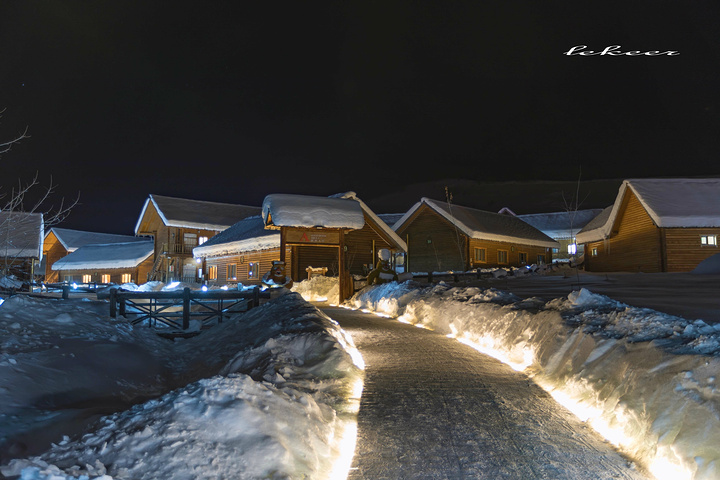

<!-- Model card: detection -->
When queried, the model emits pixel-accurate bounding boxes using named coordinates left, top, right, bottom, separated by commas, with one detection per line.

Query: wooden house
left=517, top=209, right=603, bottom=262
left=576, top=178, right=720, bottom=273
left=393, top=198, right=559, bottom=273
left=51, top=240, right=155, bottom=285
left=43, top=228, right=149, bottom=283
left=134, top=194, right=260, bottom=283
left=0, top=211, right=44, bottom=284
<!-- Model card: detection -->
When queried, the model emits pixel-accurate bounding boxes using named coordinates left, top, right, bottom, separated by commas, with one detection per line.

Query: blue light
left=72, top=282, right=78, bottom=289
left=201, top=285, right=208, bottom=292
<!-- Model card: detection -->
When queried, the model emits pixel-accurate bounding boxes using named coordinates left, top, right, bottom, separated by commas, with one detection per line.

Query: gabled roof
left=576, top=178, right=720, bottom=243
left=135, top=194, right=261, bottom=234
left=51, top=240, right=154, bottom=271
left=0, top=211, right=44, bottom=259
left=46, top=227, right=147, bottom=252
left=262, top=192, right=407, bottom=251
left=395, top=198, right=559, bottom=248
left=193, top=216, right=280, bottom=258
left=378, top=213, right=405, bottom=228
left=518, top=209, right=604, bottom=240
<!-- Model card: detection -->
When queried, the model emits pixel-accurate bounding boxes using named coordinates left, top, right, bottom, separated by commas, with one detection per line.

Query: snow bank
left=292, top=276, right=340, bottom=305
left=350, top=282, right=720, bottom=480
left=0, top=292, right=363, bottom=480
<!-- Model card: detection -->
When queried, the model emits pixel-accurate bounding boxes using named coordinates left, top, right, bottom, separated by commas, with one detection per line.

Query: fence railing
left=96, top=287, right=270, bottom=331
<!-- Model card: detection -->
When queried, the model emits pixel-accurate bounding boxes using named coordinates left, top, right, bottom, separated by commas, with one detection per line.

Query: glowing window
left=121, top=273, right=132, bottom=283
left=198, top=236, right=209, bottom=245
left=101, top=274, right=110, bottom=283
left=700, top=235, right=717, bottom=246
left=591, top=247, right=598, bottom=256
left=208, top=265, right=217, bottom=280
left=568, top=243, right=577, bottom=255
left=82, top=274, right=92, bottom=283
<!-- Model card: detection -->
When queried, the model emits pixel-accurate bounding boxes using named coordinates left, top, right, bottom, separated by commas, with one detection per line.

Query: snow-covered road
left=323, top=306, right=650, bottom=480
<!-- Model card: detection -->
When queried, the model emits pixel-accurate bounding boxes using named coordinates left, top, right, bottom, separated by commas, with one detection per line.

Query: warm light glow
left=648, top=446, right=693, bottom=480
left=327, top=420, right=358, bottom=480
left=455, top=334, right=535, bottom=372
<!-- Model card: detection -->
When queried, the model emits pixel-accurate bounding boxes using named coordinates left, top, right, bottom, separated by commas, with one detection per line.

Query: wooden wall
left=468, top=238, right=550, bottom=269
left=56, top=254, right=153, bottom=285
left=205, top=247, right=291, bottom=286
left=43, top=234, right=69, bottom=283
left=584, top=189, right=662, bottom=272
left=663, top=227, right=720, bottom=272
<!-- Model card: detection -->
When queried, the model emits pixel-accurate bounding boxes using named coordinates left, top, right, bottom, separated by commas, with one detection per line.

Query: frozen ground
left=350, top=280, right=720, bottom=480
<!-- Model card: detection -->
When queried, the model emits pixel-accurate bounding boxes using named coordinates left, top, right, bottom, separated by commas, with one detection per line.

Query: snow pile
left=0, top=291, right=363, bottom=480
left=350, top=281, right=720, bottom=480
left=292, top=276, right=340, bottom=305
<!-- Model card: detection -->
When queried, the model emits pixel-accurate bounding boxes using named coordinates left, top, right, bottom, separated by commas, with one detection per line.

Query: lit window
left=568, top=243, right=577, bottom=255
left=227, top=264, right=237, bottom=280
left=498, top=250, right=508, bottom=264
left=518, top=252, right=527, bottom=264
left=101, top=274, right=110, bottom=283
left=700, top=235, right=717, bottom=246
left=121, top=273, right=132, bottom=283
left=474, top=248, right=486, bottom=263
left=198, top=236, right=209, bottom=245
left=552, top=248, right=559, bottom=254
left=591, top=247, right=598, bottom=256
left=208, top=265, right=217, bottom=280
left=82, top=274, right=92, bottom=283
left=248, top=262, right=260, bottom=280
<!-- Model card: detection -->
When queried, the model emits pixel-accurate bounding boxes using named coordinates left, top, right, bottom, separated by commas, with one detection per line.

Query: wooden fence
left=96, top=287, right=270, bottom=331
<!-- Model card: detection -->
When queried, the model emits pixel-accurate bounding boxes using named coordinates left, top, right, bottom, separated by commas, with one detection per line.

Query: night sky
left=1, top=2, right=719, bottom=234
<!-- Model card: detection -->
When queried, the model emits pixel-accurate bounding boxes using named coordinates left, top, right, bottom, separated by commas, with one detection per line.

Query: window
left=64, top=275, right=73, bottom=283
left=198, top=236, right=209, bottom=245
left=552, top=248, right=560, bottom=254
left=591, top=247, right=598, bottom=257
left=498, top=250, right=508, bottom=264
left=518, top=252, right=527, bottom=265
left=700, top=235, right=717, bottom=246
left=208, top=265, right=217, bottom=280
left=248, top=262, right=259, bottom=280
left=227, top=263, right=237, bottom=280
left=101, top=274, right=110, bottom=283
left=82, top=274, right=92, bottom=283
left=567, top=243, right=577, bottom=255
left=474, top=248, right=486, bottom=263
left=121, top=273, right=132, bottom=283
left=536, top=255, right=545, bottom=265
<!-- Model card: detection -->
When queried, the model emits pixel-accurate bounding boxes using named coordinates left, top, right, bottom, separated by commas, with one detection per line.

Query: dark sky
left=1, top=1, right=719, bottom=234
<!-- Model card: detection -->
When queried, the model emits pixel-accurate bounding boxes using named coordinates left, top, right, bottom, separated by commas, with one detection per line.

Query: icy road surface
left=322, top=306, right=650, bottom=480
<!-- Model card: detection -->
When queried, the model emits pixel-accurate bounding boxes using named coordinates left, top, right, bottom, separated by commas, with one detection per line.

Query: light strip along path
left=321, top=306, right=650, bottom=480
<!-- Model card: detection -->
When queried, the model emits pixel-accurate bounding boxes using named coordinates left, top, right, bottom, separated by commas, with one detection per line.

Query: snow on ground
left=349, top=280, right=720, bottom=480
left=0, top=288, right=364, bottom=480
left=291, top=276, right=340, bottom=305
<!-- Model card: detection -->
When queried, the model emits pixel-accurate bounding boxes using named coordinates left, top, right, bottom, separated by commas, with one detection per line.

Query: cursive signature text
left=564, top=45, right=679, bottom=56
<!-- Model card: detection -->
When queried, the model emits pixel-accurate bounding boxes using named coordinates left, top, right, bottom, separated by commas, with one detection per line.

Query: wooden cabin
left=192, top=216, right=285, bottom=287
left=43, top=228, right=149, bottom=283
left=0, top=211, right=44, bottom=284
left=517, top=209, right=603, bottom=262
left=51, top=240, right=155, bottom=285
left=577, top=178, right=720, bottom=273
left=134, top=194, right=260, bottom=284
left=393, top=198, right=558, bottom=273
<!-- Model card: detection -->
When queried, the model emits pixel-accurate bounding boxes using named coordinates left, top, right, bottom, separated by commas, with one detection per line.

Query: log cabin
left=577, top=178, right=720, bottom=273
left=50, top=240, right=154, bottom=285
left=517, top=209, right=603, bottom=262
left=134, top=194, right=260, bottom=284
left=393, top=198, right=559, bottom=273
left=0, top=211, right=44, bottom=284
left=43, top=228, right=149, bottom=283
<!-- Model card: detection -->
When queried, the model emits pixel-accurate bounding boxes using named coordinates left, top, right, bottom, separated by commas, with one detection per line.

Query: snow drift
left=0, top=290, right=363, bottom=480
left=350, top=281, right=720, bottom=480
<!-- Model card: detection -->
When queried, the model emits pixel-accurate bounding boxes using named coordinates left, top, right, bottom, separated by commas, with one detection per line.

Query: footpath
left=321, top=306, right=650, bottom=480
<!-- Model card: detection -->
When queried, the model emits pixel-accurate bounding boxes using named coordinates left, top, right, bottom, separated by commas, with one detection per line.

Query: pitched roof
left=47, top=227, right=147, bottom=252
left=0, top=212, right=44, bottom=259
left=395, top=198, right=559, bottom=248
left=51, top=240, right=154, bottom=271
left=378, top=213, right=405, bottom=228
left=517, top=209, right=604, bottom=240
left=576, top=178, right=720, bottom=243
left=192, top=216, right=280, bottom=258
left=135, top=194, right=261, bottom=233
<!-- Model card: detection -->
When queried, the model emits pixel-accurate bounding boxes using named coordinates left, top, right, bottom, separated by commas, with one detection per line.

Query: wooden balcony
left=162, top=242, right=197, bottom=255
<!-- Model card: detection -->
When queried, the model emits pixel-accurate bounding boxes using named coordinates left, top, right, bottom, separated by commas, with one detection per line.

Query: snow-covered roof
left=262, top=193, right=365, bottom=229
left=378, top=213, right=405, bottom=228
left=135, top=194, right=261, bottom=233
left=518, top=209, right=604, bottom=240
left=0, top=211, right=44, bottom=259
left=47, top=227, right=147, bottom=252
left=51, top=240, right=154, bottom=271
left=395, top=198, right=559, bottom=248
left=576, top=178, right=720, bottom=243
left=193, top=216, right=280, bottom=258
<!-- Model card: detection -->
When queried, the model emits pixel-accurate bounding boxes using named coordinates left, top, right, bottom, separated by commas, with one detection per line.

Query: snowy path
left=322, top=306, right=650, bottom=480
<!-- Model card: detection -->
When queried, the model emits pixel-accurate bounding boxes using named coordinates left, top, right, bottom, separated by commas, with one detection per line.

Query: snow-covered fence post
left=252, top=285, right=260, bottom=308
left=62, top=284, right=69, bottom=300
left=109, top=288, right=117, bottom=318
left=182, top=287, right=191, bottom=330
